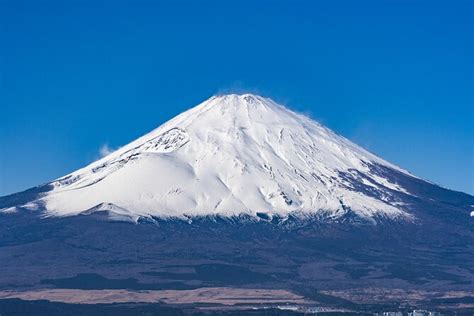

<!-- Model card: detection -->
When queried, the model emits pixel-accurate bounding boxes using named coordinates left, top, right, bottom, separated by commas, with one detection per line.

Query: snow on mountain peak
left=7, top=94, right=417, bottom=222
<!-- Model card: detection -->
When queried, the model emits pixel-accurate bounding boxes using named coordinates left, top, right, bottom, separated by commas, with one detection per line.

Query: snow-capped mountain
left=2, top=94, right=423, bottom=222
left=1, top=94, right=473, bottom=303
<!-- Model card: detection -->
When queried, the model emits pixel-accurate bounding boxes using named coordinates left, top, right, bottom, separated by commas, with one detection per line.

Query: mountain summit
left=0, top=94, right=469, bottom=223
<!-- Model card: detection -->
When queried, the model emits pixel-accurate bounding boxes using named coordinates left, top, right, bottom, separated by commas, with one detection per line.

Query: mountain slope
left=0, top=94, right=471, bottom=224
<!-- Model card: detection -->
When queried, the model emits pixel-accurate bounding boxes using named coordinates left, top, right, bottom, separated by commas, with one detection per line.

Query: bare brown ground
left=0, top=287, right=309, bottom=305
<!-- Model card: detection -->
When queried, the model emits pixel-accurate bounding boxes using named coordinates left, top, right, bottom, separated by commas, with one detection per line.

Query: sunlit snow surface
left=16, top=94, right=417, bottom=222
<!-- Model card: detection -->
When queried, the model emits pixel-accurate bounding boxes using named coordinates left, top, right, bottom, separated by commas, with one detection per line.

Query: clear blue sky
left=1, top=0, right=473, bottom=195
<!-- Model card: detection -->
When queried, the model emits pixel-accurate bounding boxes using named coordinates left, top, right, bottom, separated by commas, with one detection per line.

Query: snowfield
left=6, top=94, right=418, bottom=222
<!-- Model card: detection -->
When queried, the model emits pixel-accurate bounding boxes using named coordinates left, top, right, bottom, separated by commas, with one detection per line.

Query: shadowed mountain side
left=1, top=206, right=472, bottom=294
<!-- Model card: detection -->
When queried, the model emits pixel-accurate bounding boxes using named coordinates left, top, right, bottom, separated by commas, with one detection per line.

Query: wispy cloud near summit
left=99, top=144, right=115, bottom=158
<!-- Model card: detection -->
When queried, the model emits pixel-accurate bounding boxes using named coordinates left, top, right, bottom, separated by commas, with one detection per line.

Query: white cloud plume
left=99, top=144, right=115, bottom=158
